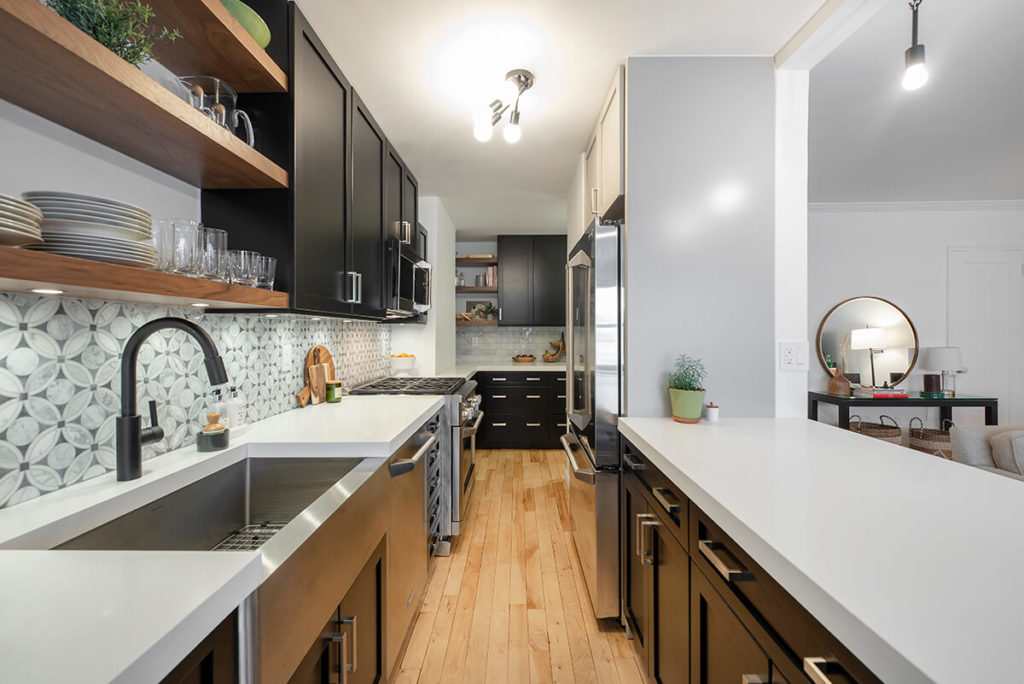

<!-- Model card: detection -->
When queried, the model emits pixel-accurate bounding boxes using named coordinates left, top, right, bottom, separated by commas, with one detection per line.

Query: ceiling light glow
left=902, top=1, right=928, bottom=91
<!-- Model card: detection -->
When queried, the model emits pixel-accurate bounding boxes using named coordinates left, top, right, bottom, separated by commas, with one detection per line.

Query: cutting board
left=296, top=345, right=336, bottom=407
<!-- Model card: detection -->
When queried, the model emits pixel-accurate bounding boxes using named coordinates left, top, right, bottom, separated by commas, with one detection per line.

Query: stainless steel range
left=350, top=376, right=481, bottom=557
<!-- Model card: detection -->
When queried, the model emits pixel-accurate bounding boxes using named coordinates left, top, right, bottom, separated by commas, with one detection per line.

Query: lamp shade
left=922, top=346, right=962, bottom=371
left=850, top=327, right=885, bottom=350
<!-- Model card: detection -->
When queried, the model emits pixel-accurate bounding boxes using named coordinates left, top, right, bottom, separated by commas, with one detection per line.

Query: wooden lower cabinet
left=289, top=538, right=386, bottom=684
left=161, top=612, right=237, bottom=684
left=690, top=564, right=770, bottom=684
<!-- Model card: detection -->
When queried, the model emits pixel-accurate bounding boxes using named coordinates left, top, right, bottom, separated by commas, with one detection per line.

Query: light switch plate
left=779, top=341, right=809, bottom=372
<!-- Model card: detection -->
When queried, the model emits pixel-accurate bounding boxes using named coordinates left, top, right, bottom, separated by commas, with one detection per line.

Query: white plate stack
left=22, top=191, right=157, bottom=268
left=0, top=193, right=43, bottom=246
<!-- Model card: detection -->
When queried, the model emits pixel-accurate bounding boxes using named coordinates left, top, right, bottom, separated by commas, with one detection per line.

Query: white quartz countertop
left=618, top=417, right=1024, bottom=684
left=0, top=395, right=444, bottom=684
left=442, top=361, right=567, bottom=379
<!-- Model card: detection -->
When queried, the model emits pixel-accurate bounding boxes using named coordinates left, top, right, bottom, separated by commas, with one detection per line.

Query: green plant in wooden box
left=46, top=0, right=180, bottom=66
left=668, top=354, right=707, bottom=423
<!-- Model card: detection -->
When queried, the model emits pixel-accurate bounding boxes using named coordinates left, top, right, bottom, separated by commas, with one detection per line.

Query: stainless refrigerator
left=560, top=217, right=623, bottom=619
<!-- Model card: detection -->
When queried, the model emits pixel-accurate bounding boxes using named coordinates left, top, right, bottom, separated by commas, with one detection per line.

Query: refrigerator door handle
left=566, top=249, right=593, bottom=430
left=560, top=434, right=596, bottom=484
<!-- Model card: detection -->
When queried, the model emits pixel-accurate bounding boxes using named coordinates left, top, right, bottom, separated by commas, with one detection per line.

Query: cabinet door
left=497, top=236, right=533, bottom=325
left=384, top=144, right=404, bottom=242
left=584, top=132, right=600, bottom=224
left=531, top=235, right=566, bottom=326
left=349, top=92, right=386, bottom=316
left=598, top=67, right=624, bottom=217
left=621, top=473, right=651, bottom=668
left=401, top=168, right=418, bottom=244
left=651, top=520, right=688, bottom=684
left=691, top=564, right=771, bottom=684
left=292, top=17, right=352, bottom=314
left=339, top=541, right=385, bottom=684
left=287, top=609, right=340, bottom=684
left=161, top=612, right=236, bottom=684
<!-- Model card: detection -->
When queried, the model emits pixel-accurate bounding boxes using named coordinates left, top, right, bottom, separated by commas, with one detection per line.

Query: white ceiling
left=298, top=0, right=826, bottom=238
left=809, top=0, right=1024, bottom=203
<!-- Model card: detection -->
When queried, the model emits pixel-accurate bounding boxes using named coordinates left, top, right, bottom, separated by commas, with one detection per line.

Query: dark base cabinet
left=161, top=612, right=237, bottom=684
left=620, top=437, right=881, bottom=684
left=474, top=371, right=567, bottom=449
left=289, top=537, right=385, bottom=684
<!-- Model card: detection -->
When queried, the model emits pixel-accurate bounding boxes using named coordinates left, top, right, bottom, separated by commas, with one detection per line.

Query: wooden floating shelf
left=456, top=286, right=498, bottom=294
left=455, top=319, right=498, bottom=327
left=0, top=0, right=288, bottom=189
left=456, top=257, right=498, bottom=267
left=0, top=247, right=288, bottom=309
left=147, top=0, right=287, bottom=93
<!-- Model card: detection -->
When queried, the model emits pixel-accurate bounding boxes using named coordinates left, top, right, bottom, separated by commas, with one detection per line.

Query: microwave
left=385, top=238, right=431, bottom=319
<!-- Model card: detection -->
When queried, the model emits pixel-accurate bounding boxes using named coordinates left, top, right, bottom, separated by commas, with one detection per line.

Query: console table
left=808, top=391, right=998, bottom=429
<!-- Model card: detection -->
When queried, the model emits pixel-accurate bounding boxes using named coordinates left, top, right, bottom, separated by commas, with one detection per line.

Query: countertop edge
left=617, top=418, right=931, bottom=684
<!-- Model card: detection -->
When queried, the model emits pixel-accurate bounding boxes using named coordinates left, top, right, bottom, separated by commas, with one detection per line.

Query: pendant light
left=902, top=0, right=928, bottom=91
left=471, top=69, right=535, bottom=144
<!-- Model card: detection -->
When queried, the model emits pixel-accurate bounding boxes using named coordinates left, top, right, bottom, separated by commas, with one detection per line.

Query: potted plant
left=668, top=354, right=707, bottom=423
left=45, top=0, right=180, bottom=67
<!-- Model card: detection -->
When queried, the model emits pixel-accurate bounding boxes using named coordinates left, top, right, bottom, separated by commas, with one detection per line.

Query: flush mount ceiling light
left=472, top=69, right=535, bottom=144
left=902, top=0, right=928, bottom=91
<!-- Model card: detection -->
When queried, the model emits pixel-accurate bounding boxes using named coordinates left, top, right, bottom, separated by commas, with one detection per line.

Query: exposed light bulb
left=473, top=122, right=493, bottom=142
left=902, top=62, right=928, bottom=90
left=503, top=122, right=522, bottom=144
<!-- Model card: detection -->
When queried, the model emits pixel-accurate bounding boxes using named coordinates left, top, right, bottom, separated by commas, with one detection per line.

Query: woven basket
left=849, top=415, right=902, bottom=444
left=908, top=417, right=953, bottom=460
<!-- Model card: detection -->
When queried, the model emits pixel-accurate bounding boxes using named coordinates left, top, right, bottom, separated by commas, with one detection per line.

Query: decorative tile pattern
left=0, top=294, right=390, bottom=508
left=455, top=326, right=565, bottom=363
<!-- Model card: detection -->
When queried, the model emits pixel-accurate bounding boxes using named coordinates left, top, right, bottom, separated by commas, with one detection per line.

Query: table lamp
left=850, top=327, right=885, bottom=387
left=922, top=347, right=963, bottom=396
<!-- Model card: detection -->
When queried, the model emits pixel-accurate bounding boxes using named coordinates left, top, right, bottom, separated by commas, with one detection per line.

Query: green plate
left=221, top=0, right=271, bottom=49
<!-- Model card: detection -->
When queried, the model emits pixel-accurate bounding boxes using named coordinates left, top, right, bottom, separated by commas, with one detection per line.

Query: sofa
left=950, top=426, right=1024, bottom=482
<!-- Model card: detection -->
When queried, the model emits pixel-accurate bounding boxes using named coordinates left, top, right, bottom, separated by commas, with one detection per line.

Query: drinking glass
left=172, top=219, right=202, bottom=276
left=228, top=250, right=260, bottom=286
left=152, top=219, right=175, bottom=271
left=200, top=227, right=228, bottom=281
left=257, top=255, right=277, bottom=289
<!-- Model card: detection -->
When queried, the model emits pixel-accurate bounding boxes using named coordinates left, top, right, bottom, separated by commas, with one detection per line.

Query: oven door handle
left=560, top=434, right=596, bottom=484
left=390, top=433, right=437, bottom=477
left=461, top=411, right=484, bottom=438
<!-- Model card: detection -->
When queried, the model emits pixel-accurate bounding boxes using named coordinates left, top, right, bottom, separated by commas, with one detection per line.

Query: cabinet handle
left=527, top=394, right=541, bottom=399
left=640, top=518, right=660, bottom=565
left=493, top=422, right=507, bottom=427
left=557, top=394, right=566, bottom=399
left=342, top=272, right=360, bottom=303
left=527, top=377, right=541, bottom=381
left=498, top=307, right=502, bottom=321
left=339, top=615, right=357, bottom=673
left=741, top=677, right=768, bottom=684
left=492, top=394, right=507, bottom=399
left=804, top=657, right=846, bottom=684
left=635, top=513, right=655, bottom=557
left=652, top=487, right=681, bottom=514
left=323, top=631, right=347, bottom=684
left=400, top=220, right=412, bottom=244
left=355, top=272, right=363, bottom=304
left=698, top=540, right=754, bottom=583
left=622, top=453, right=645, bottom=471
left=527, top=422, right=542, bottom=427
left=591, top=187, right=600, bottom=215
left=493, top=377, right=506, bottom=382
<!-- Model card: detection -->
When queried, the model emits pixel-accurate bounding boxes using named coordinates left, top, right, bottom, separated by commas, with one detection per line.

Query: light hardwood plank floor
left=396, top=449, right=644, bottom=684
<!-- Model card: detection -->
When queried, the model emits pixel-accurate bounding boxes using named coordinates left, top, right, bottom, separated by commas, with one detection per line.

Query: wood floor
left=394, top=449, right=643, bottom=684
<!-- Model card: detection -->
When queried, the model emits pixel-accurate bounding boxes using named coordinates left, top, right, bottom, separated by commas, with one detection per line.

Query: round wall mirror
left=816, top=297, right=919, bottom=387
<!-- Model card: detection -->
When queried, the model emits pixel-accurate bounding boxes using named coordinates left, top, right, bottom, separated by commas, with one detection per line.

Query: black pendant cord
left=909, top=0, right=922, bottom=47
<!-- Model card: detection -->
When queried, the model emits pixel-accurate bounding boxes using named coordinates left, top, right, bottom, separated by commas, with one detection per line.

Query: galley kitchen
left=1, top=0, right=1023, bottom=682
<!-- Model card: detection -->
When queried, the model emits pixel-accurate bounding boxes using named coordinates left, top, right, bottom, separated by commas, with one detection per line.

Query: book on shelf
left=853, top=387, right=909, bottom=399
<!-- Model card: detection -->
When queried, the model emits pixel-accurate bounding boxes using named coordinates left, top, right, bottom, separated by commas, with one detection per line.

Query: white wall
left=624, top=56, right=777, bottom=418
left=391, top=196, right=456, bottom=374
left=0, top=98, right=199, bottom=220
left=566, top=153, right=586, bottom=253
left=808, top=202, right=1024, bottom=425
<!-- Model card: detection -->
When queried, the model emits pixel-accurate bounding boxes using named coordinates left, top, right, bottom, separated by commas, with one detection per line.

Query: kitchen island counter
left=619, top=416, right=1024, bottom=684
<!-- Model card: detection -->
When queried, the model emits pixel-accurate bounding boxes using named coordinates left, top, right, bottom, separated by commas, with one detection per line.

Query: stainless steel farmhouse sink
left=58, top=457, right=362, bottom=551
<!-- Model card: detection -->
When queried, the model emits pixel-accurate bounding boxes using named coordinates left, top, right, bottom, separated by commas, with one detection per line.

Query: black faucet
left=116, top=317, right=229, bottom=481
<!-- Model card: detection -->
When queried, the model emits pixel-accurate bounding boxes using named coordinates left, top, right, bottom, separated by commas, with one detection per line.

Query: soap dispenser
left=226, top=385, right=247, bottom=435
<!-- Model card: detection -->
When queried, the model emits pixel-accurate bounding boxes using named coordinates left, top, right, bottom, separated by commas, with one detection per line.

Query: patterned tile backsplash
left=455, top=326, right=565, bottom=363
left=0, top=293, right=390, bottom=508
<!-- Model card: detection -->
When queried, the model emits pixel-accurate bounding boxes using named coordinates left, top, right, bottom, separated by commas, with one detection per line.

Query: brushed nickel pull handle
left=339, top=615, right=357, bottom=673
left=557, top=394, right=566, bottom=399
left=492, top=394, right=507, bottom=399
left=527, top=394, right=541, bottom=399
left=591, top=187, right=600, bottom=215
left=698, top=540, right=754, bottom=582
left=622, top=453, right=645, bottom=471
left=652, top=486, right=680, bottom=514
left=324, top=631, right=347, bottom=684
left=640, top=518, right=660, bottom=565
left=635, top=513, right=655, bottom=557
left=527, top=377, right=541, bottom=381
left=493, top=422, right=507, bottom=427
left=804, top=657, right=845, bottom=684
left=527, top=422, right=542, bottom=427
left=493, top=377, right=507, bottom=381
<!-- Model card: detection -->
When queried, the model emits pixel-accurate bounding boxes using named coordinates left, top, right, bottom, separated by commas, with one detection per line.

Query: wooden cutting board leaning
left=295, top=344, right=336, bottom=407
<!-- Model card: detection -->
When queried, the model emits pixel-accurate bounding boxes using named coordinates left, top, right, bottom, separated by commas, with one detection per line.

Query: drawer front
left=475, top=371, right=553, bottom=387
left=548, top=386, right=567, bottom=413
left=690, top=506, right=879, bottom=684
left=621, top=438, right=688, bottom=549
left=481, top=387, right=550, bottom=414
left=476, top=414, right=552, bottom=449
left=550, top=372, right=567, bottom=389
left=548, top=415, right=568, bottom=443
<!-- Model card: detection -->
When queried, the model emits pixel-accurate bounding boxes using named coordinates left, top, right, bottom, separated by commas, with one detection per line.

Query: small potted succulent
left=668, top=354, right=707, bottom=423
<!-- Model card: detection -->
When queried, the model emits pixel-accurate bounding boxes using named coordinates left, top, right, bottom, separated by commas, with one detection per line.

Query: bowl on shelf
left=513, top=354, right=536, bottom=363
left=220, top=0, right=272, bottom=48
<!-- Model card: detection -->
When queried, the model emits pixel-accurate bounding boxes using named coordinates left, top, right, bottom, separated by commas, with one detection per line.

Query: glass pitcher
left=179, top=76, right=255, bottom=147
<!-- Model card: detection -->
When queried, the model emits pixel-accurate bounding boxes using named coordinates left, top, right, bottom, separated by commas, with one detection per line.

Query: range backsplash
left=0, top=294, right=390, bottom=508
left=455, top=326, right=565, bottom=363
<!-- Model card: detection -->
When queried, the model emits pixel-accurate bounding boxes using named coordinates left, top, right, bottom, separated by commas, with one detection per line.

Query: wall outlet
left=471, top=335, right=481, bottom=347
left=779, top=341, right=809, bottom=372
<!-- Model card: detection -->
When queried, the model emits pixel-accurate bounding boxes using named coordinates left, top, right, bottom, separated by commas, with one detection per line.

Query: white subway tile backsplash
left=455, top=326, right=564, bottom=363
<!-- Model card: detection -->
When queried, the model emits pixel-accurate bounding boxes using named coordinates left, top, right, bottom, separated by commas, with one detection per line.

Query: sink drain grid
left=213, top=522, right=286, bottom=551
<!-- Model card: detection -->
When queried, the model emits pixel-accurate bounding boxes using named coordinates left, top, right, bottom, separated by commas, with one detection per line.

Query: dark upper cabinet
left=292, top=12, right=351, bottom=315
left=349, top=91, right=386, bottom=316
left=497, top=235, right=566, bottom=326
left=384, top=144, right=404, bottom=242
left=402, top=167, right=418, bottom=248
